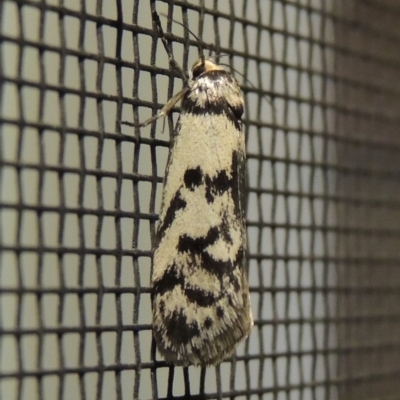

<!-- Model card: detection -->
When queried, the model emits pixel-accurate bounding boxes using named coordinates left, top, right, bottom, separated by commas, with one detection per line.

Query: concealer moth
left=134, top=11, right=253, bottom=366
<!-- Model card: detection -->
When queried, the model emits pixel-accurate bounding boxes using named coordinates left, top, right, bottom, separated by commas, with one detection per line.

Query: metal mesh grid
left=1, top=0, right=400, bottom=399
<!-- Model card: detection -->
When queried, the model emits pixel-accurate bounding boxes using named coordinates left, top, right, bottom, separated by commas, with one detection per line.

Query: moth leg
left=121, top=87, right=189, bottom=129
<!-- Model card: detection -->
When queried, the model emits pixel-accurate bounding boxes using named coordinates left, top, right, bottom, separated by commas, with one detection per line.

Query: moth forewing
left=151, top=55, right=253, bottom=366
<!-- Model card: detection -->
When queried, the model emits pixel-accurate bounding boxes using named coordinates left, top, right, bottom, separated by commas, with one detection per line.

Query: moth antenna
left=121, top=11, right=206, bottom=130
left=152, top=10, right=188, bottom=83
left=157, top=12, right=205, bottom=66
left=219, top=62, right=274, bottom=107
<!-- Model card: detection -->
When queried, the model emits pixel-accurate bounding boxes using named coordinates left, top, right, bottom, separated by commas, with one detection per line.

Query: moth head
left=191, top=58, right=225, bottom=79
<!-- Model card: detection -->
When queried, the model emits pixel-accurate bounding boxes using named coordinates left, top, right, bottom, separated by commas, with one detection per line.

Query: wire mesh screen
left=1, top=0, right=400, bottom=399
left=334, top=2, right=400, bottom=398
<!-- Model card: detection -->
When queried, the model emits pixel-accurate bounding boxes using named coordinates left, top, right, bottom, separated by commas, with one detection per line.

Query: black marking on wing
left=152, top=264, right=183, bottom=297
left=157, top=191, right=187, bottom=240
left=205, top=170, right=232, bottom=203
left=235, top=245, right=245, bottom=267
left=201, top=252, right=233, bottom=280
left=184, top=286, right=217, bottom=307
left=204, top=317, right=213, bottom=329
left=175, top=212, right=243, bottom=282
left=153, top=261, right=220, bottom=308
left=184, top=167, right=203, bottom=190
left=162, top=310, right=201, bottom=345
left=182, top=70, right=243, bottom=131
left=203, top=242, right=244, bottom=288
left=224, top=102, right=243, bottom=131
left=182, top=97, right=242, bottom=131
left=154, top=228, right=241, bottom=299
left=177, top=226, right=219, bottom=254
left=219, top=212, right=234, bottom=244
left=158, top=299, right=165, bottom=314
left=231, top=151, right=242, bottom=217
left=213, top=170, right=231, bottom=193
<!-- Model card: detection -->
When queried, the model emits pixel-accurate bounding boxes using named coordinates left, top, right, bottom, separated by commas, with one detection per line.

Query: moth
left=133, top=11, right=253, bottom=366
